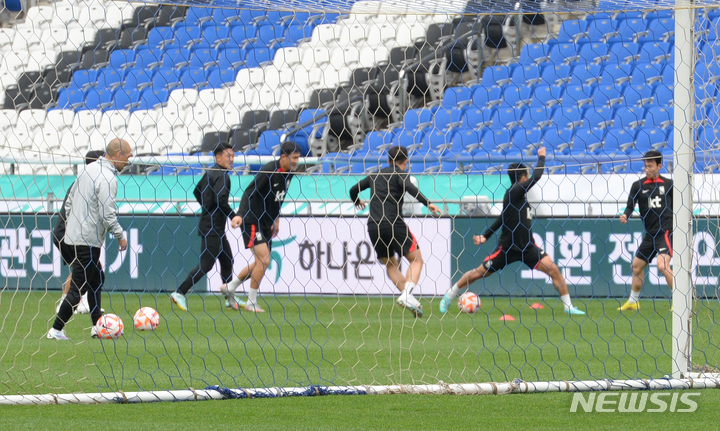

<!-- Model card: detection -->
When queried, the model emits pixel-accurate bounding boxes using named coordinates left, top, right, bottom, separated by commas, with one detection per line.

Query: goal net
left=0, top=0, right=718, bottom=404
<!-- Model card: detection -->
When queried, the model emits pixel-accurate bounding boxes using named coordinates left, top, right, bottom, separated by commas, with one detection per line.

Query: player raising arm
left=617, top=150, right=674, bottom=311
left=220, top=142, right=302, bottom=313
left=438, top=147, right=585, bottom=315
left=349, top=146, right=442, bottom=318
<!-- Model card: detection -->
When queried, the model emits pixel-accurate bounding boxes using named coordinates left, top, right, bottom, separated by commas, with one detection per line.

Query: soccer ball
left=95, top=314, right=124, bottom=339
left=458, top=292, right=481, bottom=314
left=133, top=307, right=160, bottom=331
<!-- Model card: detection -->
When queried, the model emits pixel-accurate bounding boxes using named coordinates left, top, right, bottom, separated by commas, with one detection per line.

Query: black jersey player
left=349, top=146, right=442, bottom=317
left=219, top=142, right=301, bottom=312
left=617, top=150, right=674, bottom=311
left=439, top=147, right=585, bottom=315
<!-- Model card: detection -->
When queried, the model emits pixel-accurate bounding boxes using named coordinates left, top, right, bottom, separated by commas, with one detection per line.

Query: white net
left=0, top=0, right=717, bottom=402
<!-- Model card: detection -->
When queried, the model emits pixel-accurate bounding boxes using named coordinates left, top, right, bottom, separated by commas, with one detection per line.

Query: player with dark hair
left=349, top=145, right=442, bottom=318
left=54, top=149, right=106, bottom=315
left=219, top=141, right=302, bottom=312
left=171, top=143, right=242, bottom=311
left=617, top=150, right=674, bottom=311
left=438, top=147, right=585, bottom=315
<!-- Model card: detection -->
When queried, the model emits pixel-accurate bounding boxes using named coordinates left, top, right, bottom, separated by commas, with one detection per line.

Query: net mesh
left=0, top=0, right=717, bottom=399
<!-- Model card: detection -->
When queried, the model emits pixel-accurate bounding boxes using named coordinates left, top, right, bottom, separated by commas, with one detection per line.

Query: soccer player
left=438, top=147, right=585, bottom=315
left=47, top=139, right=132, bottom=340
left=220, top=142, right=302, bottom=313
left=617, top=150, right=674, bottom=311
left=348, top=145, right=442, bottom=318
left=171, top=143, right=242, bottom=311
left=54, top=150, right=105, bottom=315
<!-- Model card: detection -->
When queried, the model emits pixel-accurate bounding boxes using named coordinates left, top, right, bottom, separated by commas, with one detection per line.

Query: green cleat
left=439, top=291, right=454, bottom=314
left=220, top=284, right=246, bottom=310
left=565, top=305, right=586, bottom=315
left=170, top=291, right=188, bottom=311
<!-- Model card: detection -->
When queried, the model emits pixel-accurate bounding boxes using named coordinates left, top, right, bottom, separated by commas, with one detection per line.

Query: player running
left=438, top=147, right=585, bottom=315
left=349, top=145, right=442, bottom=318
left=617, top=150, right=674, bottom=311
left=219, top=142, right=301, bottom=312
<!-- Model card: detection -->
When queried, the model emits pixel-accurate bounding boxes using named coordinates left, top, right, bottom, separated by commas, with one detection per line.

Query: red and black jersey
left=482, top=156, right=545, bottom=250
left=349, top=165, right=430, bottom=229
left=623, top=175, right=673, bottom=235
left=237, top=160, right=294, bottom=230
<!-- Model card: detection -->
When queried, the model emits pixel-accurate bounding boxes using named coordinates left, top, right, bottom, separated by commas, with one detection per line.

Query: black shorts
left=242, top=222, right=273, bottom=251
left=482, top=243, right=548, bottom=274
left=636, top=230, right=672, bottom=263
left=368, top=223, right=418, bottom=260
left=55, top=240, right=76, bottom=266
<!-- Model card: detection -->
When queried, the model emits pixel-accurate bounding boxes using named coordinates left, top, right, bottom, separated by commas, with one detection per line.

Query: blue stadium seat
left=82, top=87, right=113, bottom=111
left=189, top=48, right=219, bottom=69
left=520, top=106, right=555, bottom=129
left=578, top=42, right=610, bottom=64
left=451, top=128, right=483, bottom=152
left=540, top=63, right=573, bottom=85
left=640, top=17, right=675, bottom=43
left=493, top=105, right=524, bottom=132
left=593, top=85, right=625, bottom=109
left=548, top=42, right=581, bottom=65
left=582, top=106, right=615, bottom=128
left=71, top=69, right=100, bottom=90
left=638, top=41, right=672, bottom=64
left=134, top=88, right=169, bottom=111
left=174, top=25, right=204, bottom=49
left=123, top=68, right=155, bottom=91
left=573, top=127, right=605, bottom=153
left=603, top=128, right=636, bottom=154
left=556, top=19, right=589, bottom=43
left=607, top=42, right=640, bottom=63
left=586, top=17, right=617, bottom=42
left=257, top=130, right=284, bottom=155
left=285, top=24, right=310, bottom=43
left=403, top=108, right=435, bottom=130
left=433, top=108, right=463, bottom=129
left=570, top=63, right=602, bottom=85
left=607, top=159, right=646, bottom=174
left=622, top=84, right=644, bottom=107
left=552, top=106, right=584, bottom=129
left=56, top=87, right=84, bottom=110
left=205, top=67, right=236, bottom=87
left=512, top=129, right=543, bottom=154
left=630, top=62, right=664, bottom=85
left=109, top=49, right=137, bottom=70
left=644, top=106, right=673, bottom=129
left=200, top=26, right=230, bottom=49
left=146, top=27, right=175, bottom=49
left=422, top=129, right=458, bottom=155
left=471, top=85, right=503, bottom=110
left=652, top=84, right=673, bottom=105
left=542, top=128, right=575, bottom=154
left=481, top=65, right=512, bottom=87
left=96, top=69, right=125, bottom=91
left=245, top=47, right=274, bottom=67
left=519, top=43, right=553, bottom=64
left=135, top=49, right=163, bottom=69
left=635, top=128, right=669, bottom=152
left=212, top=8, right=242, bottom=25
left=600, top=63, right=634, bottom=85
left=364, top=130, right=395, bottom=152
left=153, top=67, right=186, bottom=90
left=510, top=64, right=541, bottom=86
left=462, top=107, right=494, bottom=129
left=257, top=25, right=285, bottom=46
left=615, top=18, right=649, bottom=42
left=442, top=87, right=473, bottom=110
left=613, top=107, right=644, bottom=129
left=562, top=83, right=594, bottom=107
left=110, top=89, right=134, bottom=110
left=230, top=25, right=258, bottom=45
left=217, top=46, right=246, bottom=69
left=161, top=48, right=192, bottom=69
left=181, top=68, right=206, bottom=89
left=532, top=84, right=564, bottom=107
left=392, top=129, right=425, bottom=153
left=481, top=129, right=512, bottom=153
left=503, top=86, right=533, bottom=108
left=184, top=7, right=214, bottom=27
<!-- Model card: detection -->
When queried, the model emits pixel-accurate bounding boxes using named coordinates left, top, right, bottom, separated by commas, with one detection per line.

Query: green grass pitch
left=1, top=292, right=720, bottom=429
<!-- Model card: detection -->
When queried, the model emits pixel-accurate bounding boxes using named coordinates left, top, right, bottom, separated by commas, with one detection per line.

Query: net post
left=672, top=0, right=695, bottom=379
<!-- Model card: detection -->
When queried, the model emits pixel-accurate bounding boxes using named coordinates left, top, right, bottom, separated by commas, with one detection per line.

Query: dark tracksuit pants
left=177, top=235, right=234, bottom=294
left=53, top=245, right=104, bottom=330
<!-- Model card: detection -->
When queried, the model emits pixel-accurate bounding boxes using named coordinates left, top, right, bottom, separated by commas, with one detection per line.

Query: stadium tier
left=0, top=2, right=716, bottom=175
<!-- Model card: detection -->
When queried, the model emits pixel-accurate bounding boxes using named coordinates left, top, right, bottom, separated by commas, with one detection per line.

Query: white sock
left=404, top=282, right=416, bottom=295
left=448, top=283, right=460, bottom=298
left=628, top=290, right=641, bottom=304
left=560, top=294, right=573, bottom=310
left=227, top=276, right=243, bottom=294
left=248, top=288, right=258, bottom=305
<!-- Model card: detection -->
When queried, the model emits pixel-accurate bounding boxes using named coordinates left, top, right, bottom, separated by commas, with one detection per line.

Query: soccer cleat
left=564, top=305, right=586, bottom=315
left=47, top=328, right=70, bottom=340
left=90, top=326, right=100, bottom=339
left=220, top=284, right=246, bottom=310
left=617, top=301, right=640, bottom=311
left=170, top=292, right=188, bottom=311
left=243, top=302, right=265, bottom=313
left=439, top=291, right=455, bottom=314
left=397, top=292, right=423, bottom=318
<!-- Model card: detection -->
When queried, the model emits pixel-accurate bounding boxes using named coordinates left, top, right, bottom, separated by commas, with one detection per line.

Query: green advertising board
left=451, top=217, right=720, bottom=298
